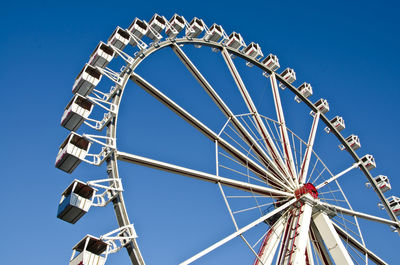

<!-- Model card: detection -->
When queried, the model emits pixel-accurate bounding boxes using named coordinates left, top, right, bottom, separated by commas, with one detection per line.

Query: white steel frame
left=57, top=14, right=400, bottom=265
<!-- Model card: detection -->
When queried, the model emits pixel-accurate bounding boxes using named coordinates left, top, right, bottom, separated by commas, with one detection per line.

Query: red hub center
left=294, top=183, right=318, bottom=199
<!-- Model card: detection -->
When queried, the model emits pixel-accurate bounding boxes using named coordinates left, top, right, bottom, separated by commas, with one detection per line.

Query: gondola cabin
left=186, top=17, right=204, bottom=38
left=166, top=14, right=185, bottom=38
left=204, top=23, right=223, bottom=42
left=388, top=196, right=400, bottom=216
left=58, top=180, right=96, bottom=224
left=374, top=175, right=391, bottom=193
left=225, top=32, right=244, bottom=50
left=55, top=132, right=91, bottom=173
left=128, top=18, right=148, bottom=45
left=281, top=68, right=296, bottom=84
left=108, top=27, right=130, bottom=51
left=72, top=64, right=102, bottom=96
left=325, top=116, right=345, bottom=133
left=146, top=14, right=166, bottom=41
left=340, top=134, right=361, bottom=151
left=61, top=95, right=93, bottom=131
left=313, top=98, right=329, bottom=114
left=295, top=82, right=313, bottom=102
left=69, top=235, right=108, bottom=265
left=89, top=42, right=115, bottom=69
left=243, top=42, right=263, bottom=60
left=361, top=154, right=376, bottom=170
left=262, top=54, right=280, bottom=71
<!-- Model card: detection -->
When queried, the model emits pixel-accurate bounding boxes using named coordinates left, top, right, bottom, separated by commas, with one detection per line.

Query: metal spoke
left=299, top=112, right=320, bottom=184
left=270, top=72, right=298, bottom=184
left=318, top=201, right=399, bottom=227
left=130, top=72, right=294, bottom=191
left=316, top=162, right=361, bottom=190
left=221, top=47, right=294, bottom=187
left=171, top=44, right=291, bottom=186
left=179, top=198, right=297, bottom=265
left=333, top=222, right=388, bottom=265
left=117, top=151, right=293, bottom=198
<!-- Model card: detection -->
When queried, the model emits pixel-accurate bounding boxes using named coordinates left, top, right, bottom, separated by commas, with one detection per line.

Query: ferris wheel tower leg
left=257, top=216, right=286, bottom=265
left=312, top=211, right=355, bottom=265
left=281, top=199, right=313, bottom=265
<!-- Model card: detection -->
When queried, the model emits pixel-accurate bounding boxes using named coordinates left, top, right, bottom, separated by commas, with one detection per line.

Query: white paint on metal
left=312, top=212, right=355, bottom=265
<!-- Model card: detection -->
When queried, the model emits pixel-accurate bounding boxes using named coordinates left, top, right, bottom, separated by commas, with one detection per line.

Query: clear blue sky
left=1, top=0, right=400, bottom=264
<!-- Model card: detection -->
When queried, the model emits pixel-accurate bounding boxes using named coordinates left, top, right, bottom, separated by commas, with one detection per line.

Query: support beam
left=299, top=112, right=320, bottom=184
left=316, top=162, right=361, bottom=190
left=117, top=151, right=292, bottom=198
left=221, top=47, right=294, bottom=187
left=318, top=201, right=399, bottom=227
left=310, top=224, right=334, bottom=265
left=270, top=73, right=298, bottom=185
left=306, top=239, right=315, bottom=265
left=171, top=44, right=292, bottom=188
left=312, top=212, right=354, bottom=265
left=332, top=222, right=388, bottom=265
left=179, top=198, right=297, bottom=265
left=256, top=215, right=286, bottom=265
left=283, top=201, right=313, bottom=265
left=130, top=71, right=293, bottom=191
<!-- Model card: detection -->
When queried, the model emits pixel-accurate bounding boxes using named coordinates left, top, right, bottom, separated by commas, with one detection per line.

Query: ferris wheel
left=55, top=14, right=400, bottom=265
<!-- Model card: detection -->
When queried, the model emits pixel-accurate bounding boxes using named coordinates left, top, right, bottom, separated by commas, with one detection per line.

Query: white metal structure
left=56, top=14, right=399, bottom=265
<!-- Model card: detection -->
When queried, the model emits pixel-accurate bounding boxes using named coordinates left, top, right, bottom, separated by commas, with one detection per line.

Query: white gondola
left=146, top=14, right=166, bottom=41
left=325, top=116, right=345, bottom=133
left=294, top=82, right=313, bottom=102
left=225, top=32, right=244, bottom=50
left=361, top=154, right=376, bottom=170
left=107, top=27, right=130, bottom=51
left=339, top=134, right=361, bottom=151
left=281, top=68, right=296, bottom=84
left=57, top=180, right=95, bottom=224
left=204, top=23, right=223, bottom=42
left=313, top=98, right=329, bottom=114
left=55, top=132, right=91, bottom=173
left=262, top=54, right=280, bottom=71
left=166, top=14, right=185, bottom=37
left=388, top=196, right=400, bottom=216
left=72, top=64, right=102, bottom=96
left=88, top=42, right=115, bottom=69
left=128, top=18, right=148, bottom=41
left=69, top=235, right=108, bottom=265
left=61, top=95, right=94, bottom=131
left=243, top=42, right=263, bottom=60
left=186, top=17, right=204, bottom=38
left=373, top=175, right=391, bottom=193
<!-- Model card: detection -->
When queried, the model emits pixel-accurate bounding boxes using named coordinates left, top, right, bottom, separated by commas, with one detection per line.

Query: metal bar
left=179, top=198, right=297, bottom=265
left=171, top=43, right=291, bottom=188
left=117, top=151, right=292, bottom=197
left=318, top=201, right=399, bottom=227
left=130, top=71, right=293, bottom=192
left=285, top=202, right=313, bottom=264
left=310, top=224, right=335, bottom=265
left=270, top=72, right=298, bottom=185
left=138, top=38, right=398, bottom=226
left=312, top=212, right=355, bottom=265
left=221, top=47, right=293, bottom=188
left=316, top=162, right=361, bottom=190
left=332, top=222, right=388, bottom=265
left=299, top=112, right=320, bottom=184
left=239, top=235, right=265, bottom=265
left=257, top=216, right=286, bottom=265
